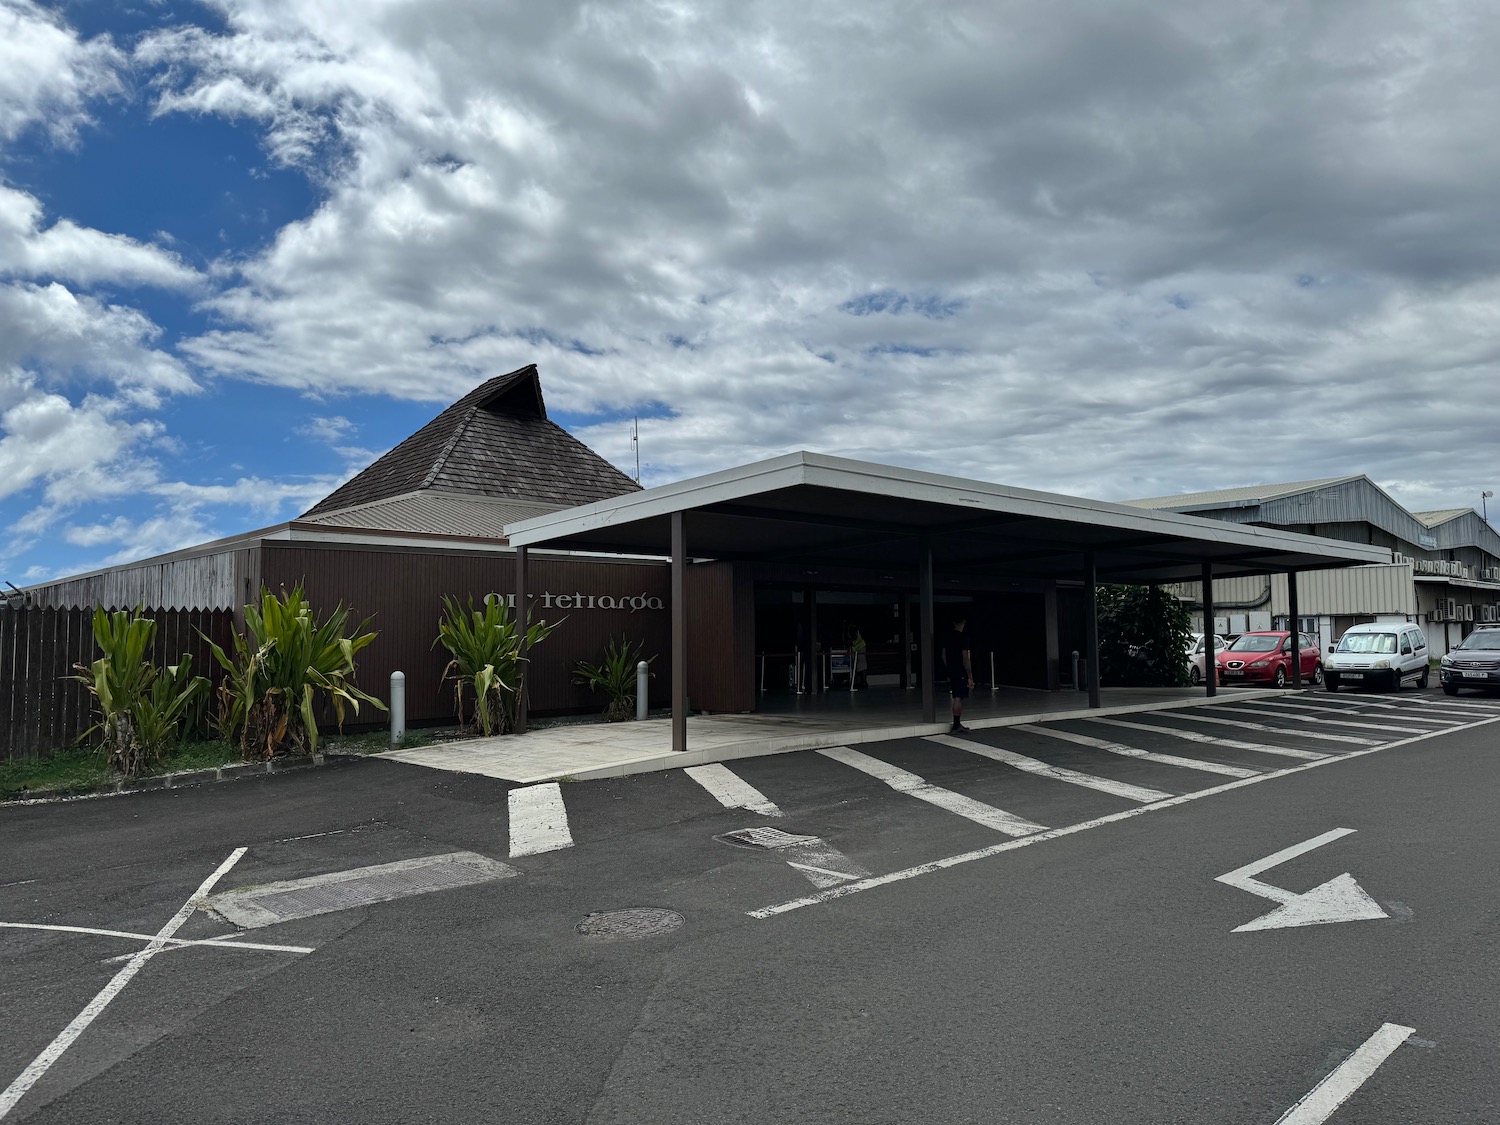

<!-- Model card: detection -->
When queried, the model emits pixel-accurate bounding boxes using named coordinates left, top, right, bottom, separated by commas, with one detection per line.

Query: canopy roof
left=505, top=452, right=1392, bottom=583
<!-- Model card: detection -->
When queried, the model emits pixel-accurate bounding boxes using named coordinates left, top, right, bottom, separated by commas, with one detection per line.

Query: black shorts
left=949, top=677, right=970, bottom=700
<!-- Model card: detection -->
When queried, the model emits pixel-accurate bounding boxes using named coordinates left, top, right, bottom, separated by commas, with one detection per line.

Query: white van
left=1324, top=623, right=1430, bottom=692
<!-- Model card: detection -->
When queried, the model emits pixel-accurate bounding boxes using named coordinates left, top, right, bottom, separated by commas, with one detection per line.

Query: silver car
left=1439, top=626, right=1500, bottom=695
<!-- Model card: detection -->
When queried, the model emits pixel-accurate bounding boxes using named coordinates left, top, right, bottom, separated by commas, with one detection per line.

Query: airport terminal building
left=1128, top=478, right=1500, bottom=655
left=21, top=366, right=1397, bottom=730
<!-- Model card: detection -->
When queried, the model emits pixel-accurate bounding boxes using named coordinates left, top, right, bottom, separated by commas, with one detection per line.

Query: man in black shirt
left=942, top=617, right=973, bottom=732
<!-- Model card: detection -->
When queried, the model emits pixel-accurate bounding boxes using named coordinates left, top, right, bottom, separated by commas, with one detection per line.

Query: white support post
left=389, top=670, right=406, bottom=748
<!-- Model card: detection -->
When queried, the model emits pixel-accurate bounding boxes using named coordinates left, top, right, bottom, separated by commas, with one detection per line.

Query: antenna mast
left=631, top=415, right=640, bottom=483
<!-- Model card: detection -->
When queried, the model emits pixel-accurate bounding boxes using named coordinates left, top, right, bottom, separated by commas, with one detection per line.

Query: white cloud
left=121, top=0, right=1500, bottom=516
left=0, top=0, right=124, bottom=144
left=0, top=388, right=158, bottom=503
left=0, top=184, right=201, bottom=291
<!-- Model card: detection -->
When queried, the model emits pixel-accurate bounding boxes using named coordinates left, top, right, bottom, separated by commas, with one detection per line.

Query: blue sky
left=3, top=0, right=1499, bottom=585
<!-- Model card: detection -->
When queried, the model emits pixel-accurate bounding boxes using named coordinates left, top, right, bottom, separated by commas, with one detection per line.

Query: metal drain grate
left=206, top=851, right=517, bottom=929
left=715, top=827, right=821, bottom=850
left=577, top=908, right=684, bottom=940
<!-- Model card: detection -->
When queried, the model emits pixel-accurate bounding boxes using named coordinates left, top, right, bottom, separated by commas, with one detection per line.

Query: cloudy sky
left=3, top=0, right=1498, bottom=582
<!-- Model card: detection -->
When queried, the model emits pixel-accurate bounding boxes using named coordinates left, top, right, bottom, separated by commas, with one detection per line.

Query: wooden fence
left=0, top=606, right=235, bottom=762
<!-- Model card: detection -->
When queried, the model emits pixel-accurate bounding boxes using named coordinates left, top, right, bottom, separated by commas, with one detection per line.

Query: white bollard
left=636, top=660, right=649, bottom=721
left=390, top=670, right=406, bottom=748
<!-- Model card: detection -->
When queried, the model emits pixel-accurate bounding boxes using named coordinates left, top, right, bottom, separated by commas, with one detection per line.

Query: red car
left=1215, top=631, right=1323, bottom=688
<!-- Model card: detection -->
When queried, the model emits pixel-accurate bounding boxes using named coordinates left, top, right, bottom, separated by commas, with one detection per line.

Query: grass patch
left=1, top=729, right=436, bottom=800
left=1, top=740, right=243, bottom=800
left=324, top=729, right=435, bottom=755
left=0, top=748, right=114, bottom=800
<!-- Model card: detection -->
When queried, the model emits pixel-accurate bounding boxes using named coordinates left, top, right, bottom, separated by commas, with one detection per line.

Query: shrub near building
left=1097, top=585, right=1194, bottom=687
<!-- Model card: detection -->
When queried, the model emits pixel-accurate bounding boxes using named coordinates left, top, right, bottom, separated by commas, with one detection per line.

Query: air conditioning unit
left=1444, top=598, right=1459, bottom=620
left=1393, top=553, right=1414, bottom=568
left=1464, top=603, right=1475, bottom=621
left=1482, top=604, right=1499, bottom=623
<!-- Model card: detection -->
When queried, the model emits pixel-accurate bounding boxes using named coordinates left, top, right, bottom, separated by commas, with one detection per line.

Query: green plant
left=435, top=595, right=559, bottom=735
left=72, top=607, right=208, bottom=776
left=1096, top=584, right=1194, bottom=687
left=207, top=586, right=385, bottom=760
left=574, top=636, right=654, bottom=722
left=133, top=655, right=210, bottom=758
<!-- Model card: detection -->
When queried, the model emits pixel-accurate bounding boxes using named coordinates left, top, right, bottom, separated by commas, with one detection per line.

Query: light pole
left=1484, top=490, right=1494, bottom=526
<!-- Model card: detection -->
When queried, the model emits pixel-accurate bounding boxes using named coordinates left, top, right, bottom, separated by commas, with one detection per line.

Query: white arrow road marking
left=818, top=746, right=1047, bottom=836
left=722, top=826, right=870, bottom=888
left=0, top=847, right=249, bottom=1122
left=928, top=734, right=1173, bottom=803
left=750, top=713, right=1500, bottom=919
left=509, top=782, right=574, bottom=856
left=1088, top=717, right=1328, bottom=760
left=684, top=763, right=782, bottom=816
left=1216, top=828, right=1388, bottom=932
left=1210, top=705, right=1430, bottom=735
left=1150, top=711, right=1378, bottom=745
left=1274, top=1022, right=1416, bottom=1125
left=1013, top=724, right=1259, bottom=778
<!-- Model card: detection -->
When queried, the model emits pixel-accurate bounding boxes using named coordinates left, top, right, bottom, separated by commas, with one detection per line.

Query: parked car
left=1186, top=632, right=1228, bottom=685
left=1325, top=623, right=1429, bottom=692
left=1439, top=626, right=1500, bottom=696
left=1215, top=630, right=1322, bottom=688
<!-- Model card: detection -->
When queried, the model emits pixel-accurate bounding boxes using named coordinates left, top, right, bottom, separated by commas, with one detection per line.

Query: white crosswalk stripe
left=817, top=745, right=1047, bottom=836
left=1207, top=704, right=1432, bottom=735
left=1147, top=709, right=1378, bottom=745
left=1253, top=700, right=1451, bottom=725
left=508, top=782, right=574, bottom=856
left=1013, top=724, right=1259, bottom=778
left=928, top=734, right=1174, bottom=803
left=684, top=763, right=783, bottom=816
left=1313, top=695, right=1497, bottom=717
left=1087, top=717, right=1329, bottom=760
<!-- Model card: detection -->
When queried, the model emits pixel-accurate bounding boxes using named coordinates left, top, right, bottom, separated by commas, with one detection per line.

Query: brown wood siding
left=258, top=542, right=677, bottom=723
left=686, top=562, right=756, bottom=712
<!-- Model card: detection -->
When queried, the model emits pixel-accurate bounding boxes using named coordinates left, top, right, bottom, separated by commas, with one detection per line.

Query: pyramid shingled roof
left=302, top=365, right=640, bottom=519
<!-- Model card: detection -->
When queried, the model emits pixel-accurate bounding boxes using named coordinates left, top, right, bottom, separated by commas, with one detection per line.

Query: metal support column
left=671, top=511, right=687, bottom=752
left=514, top=546, right=529, bottom=734
left=1043, top=583, right=1061, bottom=691
left=1083, top=551, right=1101, bottom=709
left=804, top=587, right=819, bottom=694
left=901, top=595, right=912, bottom=690
left=919, top=536, right=936, bottom=723
left=1287, top=569, right=1302, bottom=688
left=1201, top=561, right=1216, bottom=698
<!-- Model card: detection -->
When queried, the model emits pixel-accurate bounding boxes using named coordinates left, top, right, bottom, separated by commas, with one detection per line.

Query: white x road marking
left=0, top=847, right=310, bottom=1122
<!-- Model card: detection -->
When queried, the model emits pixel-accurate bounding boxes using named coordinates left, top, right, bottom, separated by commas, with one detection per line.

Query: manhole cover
left=576, top=908, right=684, bottom=940
left=715, top=827, right=820, bottom=850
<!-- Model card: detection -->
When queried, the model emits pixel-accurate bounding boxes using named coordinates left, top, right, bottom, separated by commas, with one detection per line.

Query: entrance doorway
left=753, top=585, right=1052, bottom=701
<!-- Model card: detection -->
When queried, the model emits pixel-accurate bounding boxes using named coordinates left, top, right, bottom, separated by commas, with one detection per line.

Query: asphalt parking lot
left=3, top=684, right=1498, bottom=1123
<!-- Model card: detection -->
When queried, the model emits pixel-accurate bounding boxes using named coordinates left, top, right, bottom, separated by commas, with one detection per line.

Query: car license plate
left=1343, top=673, right=1363, bottom=680
left=1224, top=669, right=1244, bottom=676
left=1463, top=670, right=1488, bottom=679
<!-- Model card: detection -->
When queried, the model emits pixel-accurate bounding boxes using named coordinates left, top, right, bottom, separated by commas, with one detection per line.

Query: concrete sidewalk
left=382, top=686, right=1284, bottom=785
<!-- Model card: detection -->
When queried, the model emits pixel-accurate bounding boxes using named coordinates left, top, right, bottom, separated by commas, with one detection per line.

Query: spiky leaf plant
left=207, top=586, right=384, bottom=759
left=72, top=607, right=208, bottom=776
left=573, top=636, right=655, bottom=722
left=434, top=595, right=559, bottom=736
